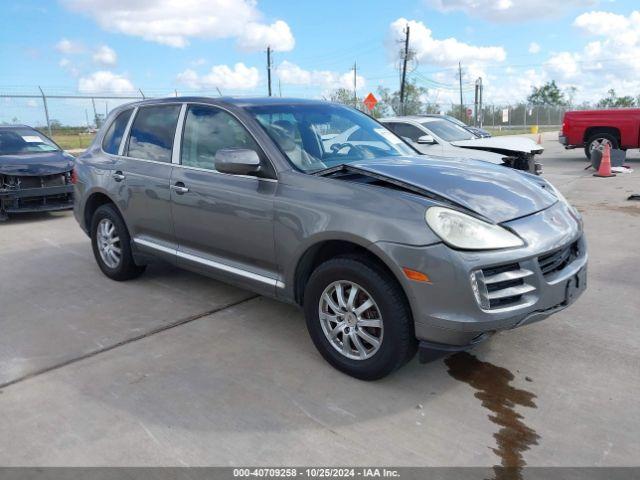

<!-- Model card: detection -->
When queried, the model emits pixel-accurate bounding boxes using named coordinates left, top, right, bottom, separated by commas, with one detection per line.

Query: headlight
left=425, top=207, right=524, bottom=250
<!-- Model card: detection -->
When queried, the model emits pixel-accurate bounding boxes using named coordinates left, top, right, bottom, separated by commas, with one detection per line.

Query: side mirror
left=214, top=148, right=261, bottom=176
left=417, top=134, right=436, bottom=144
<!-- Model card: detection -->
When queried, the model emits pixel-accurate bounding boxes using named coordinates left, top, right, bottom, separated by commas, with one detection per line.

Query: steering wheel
left=329, top=142, right=367, bottom=158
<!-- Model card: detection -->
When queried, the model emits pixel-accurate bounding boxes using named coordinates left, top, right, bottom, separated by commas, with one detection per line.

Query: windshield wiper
left=312, top=164, right=350, bottom=176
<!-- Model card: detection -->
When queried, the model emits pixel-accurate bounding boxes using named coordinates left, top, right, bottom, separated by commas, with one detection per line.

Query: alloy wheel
left=97, top=218, right=121, bottom=269
left=318, top=280, right=383, bottom=360
left=589, top=138, right=613, bottom=154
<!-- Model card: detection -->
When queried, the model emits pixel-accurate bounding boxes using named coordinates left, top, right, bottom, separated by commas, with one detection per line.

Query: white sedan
left=380, top=116, right=543, bottom=174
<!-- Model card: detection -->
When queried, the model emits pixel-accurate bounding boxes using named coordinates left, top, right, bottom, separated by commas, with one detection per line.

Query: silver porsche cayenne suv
left=73, top=97, right=587, bottom=379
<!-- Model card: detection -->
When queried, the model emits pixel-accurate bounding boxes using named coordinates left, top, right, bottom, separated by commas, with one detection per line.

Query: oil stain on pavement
left=445, top=352, right=540, bottom=480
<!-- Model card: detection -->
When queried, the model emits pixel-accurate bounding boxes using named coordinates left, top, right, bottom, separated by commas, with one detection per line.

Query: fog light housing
left=470, top=270, right=490, bottom=310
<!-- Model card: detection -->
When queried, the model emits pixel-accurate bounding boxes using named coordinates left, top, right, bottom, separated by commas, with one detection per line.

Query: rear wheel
left=303, top=257, right=417, bottom=380
left=585, top=133, right=618, bottom=160
left=91, top=204, right=146, bottom=281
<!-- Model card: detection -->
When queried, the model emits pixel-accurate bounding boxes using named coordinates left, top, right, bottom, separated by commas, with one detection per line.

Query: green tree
left=527, top=80, right=567, bottom=106
left=597, top=89, right=636, bottom=108
left=327, top=88, right=358, bottom=108
left=376, top=80, right=429, bottom=116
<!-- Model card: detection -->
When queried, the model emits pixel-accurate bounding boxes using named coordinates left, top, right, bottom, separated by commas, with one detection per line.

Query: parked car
left=0, top=125, right=74, bottom=220
left=381, top=116, right=543, bottom=174
left=559, top=108, right=640, bottom=159
left=422, top=114, right=492, bottom=138
left=73, top=97, right=587, bottom=380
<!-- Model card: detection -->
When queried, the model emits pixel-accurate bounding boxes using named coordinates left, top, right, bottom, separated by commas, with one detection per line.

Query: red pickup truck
left=559, top=108, right=640, bottom=159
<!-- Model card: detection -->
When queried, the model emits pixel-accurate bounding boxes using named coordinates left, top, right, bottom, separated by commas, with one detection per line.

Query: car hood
left=349, top=156, right=557, bottom=223
left=0, top=150, right=74, bottom=176
left=450, top=136, right=543, bottom=155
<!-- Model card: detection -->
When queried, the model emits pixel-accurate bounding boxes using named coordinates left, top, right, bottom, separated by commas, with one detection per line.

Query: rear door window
left=388, top=122, right=424, bottom=142
left=102, top=109, right=132, bottom=155
left=126, top=105, right=181, bottom=162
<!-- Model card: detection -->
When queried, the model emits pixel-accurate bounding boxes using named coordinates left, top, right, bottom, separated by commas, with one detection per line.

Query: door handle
left=171, top=183, right=189, bottom=194
left=112, top=171, right=126, bottom=182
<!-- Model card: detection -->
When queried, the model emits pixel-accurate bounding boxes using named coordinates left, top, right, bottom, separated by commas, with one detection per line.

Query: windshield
left=247, top=104, right=415, bottom=173
left=420, top=120, right=476, bottom=142
left=443, top=115, right=468, bottom=127
left=0, top=128, right=59, bottom=155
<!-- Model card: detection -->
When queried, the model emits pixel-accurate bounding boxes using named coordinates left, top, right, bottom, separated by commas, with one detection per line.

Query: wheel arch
left=583, top=126, right=620, bottom=145
left=83, top=190, right=121, bottom=232
left=292, top=238, right=409, bottom=309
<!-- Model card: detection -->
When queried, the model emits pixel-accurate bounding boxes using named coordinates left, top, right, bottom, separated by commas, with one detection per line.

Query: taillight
left=70, top=168, right=78, bottom=185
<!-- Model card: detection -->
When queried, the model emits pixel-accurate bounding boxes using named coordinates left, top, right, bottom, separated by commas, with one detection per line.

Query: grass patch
left=51, top=133, right=95, bottom=150
left=484, top=127, right=558, bottom=137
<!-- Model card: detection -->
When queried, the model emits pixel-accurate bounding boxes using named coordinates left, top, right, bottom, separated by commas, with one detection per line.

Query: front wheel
left=303, top=257, right=417, bottom=380
left=585, top=133, right=618, bottom=160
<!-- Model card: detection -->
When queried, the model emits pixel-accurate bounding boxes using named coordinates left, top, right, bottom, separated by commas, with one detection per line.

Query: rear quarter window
left=102, top=109, right=132, bottom=155
left=125, top=104, right=181, bottom=162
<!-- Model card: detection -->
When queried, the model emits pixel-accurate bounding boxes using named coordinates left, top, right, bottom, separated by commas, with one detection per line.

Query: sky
left=1, top=0, right=640, bottom=125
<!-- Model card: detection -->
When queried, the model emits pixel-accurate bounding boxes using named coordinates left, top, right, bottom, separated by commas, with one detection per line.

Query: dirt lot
left=0, top=132, right=638, bottom=467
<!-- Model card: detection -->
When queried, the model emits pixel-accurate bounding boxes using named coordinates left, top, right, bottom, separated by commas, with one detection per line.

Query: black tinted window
left=126, top=105, right=181, bottom=162
left=388, top=122, right=423, bottom=142
left=181, top=105, right=263, bottom=172
left=102, top=109, right=132, bottom=154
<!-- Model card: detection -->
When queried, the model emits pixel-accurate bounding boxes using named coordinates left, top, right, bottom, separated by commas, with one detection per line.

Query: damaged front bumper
left=0, top=172, right=74, bottom=217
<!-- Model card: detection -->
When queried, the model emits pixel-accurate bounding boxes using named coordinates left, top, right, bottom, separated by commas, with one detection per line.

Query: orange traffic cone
left=594, top=143, right=616, bottom=177
left=537, top=133, right=542, bottom=145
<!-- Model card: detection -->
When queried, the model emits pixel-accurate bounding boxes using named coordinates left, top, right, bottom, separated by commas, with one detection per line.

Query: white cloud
left=62, top=0, right=295, bottom=51
left=275, top=61, right=366, bottom=91
left=237, top=20, right=295, bottom=52
left=93, top=45, right=117, bottom=66
left=478, top=9, right=640, bottom=104
left=78, top=70, right=135, bottom=93
left=426, top=0, right=596, bottom=22
left=176, top=63, right=260, bottom=90
left=58, top=57, right=80, bottom=77
left=546, top=51, right=581, bottom=79
left=55, top=38, right=84, bottom=54
left=537, top=10, right=640, bottom=100
left=388, top=18, right=506, bottom=67
left=528, top=42, right=541, bottom=54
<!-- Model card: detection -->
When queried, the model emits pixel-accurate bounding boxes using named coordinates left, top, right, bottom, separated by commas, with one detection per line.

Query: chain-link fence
left=0, top=88, right=615, bottom=148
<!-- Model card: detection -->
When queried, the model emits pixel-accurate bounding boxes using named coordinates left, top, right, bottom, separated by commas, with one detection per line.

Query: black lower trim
left=418, top=332, right=493, bottom=363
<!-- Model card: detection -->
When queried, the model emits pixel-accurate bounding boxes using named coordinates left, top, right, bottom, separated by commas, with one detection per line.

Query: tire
left=90, top=203, right=146, bottom=281
left=303, top=256, right=417, bottom=380
left=585, top=132, right=618, bottom=160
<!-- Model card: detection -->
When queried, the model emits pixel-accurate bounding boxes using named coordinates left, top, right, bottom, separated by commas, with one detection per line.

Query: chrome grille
left=476, top=263, right=535, bottom=309
left=538, top=241, right=579, bottom=278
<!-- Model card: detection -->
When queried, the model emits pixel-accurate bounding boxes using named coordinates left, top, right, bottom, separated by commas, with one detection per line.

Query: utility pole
left=399, top=24, right=410, bottom=115
left=267, top=46, right=272, bottom=97
left=473, top=80, right=479, bottom=126
left=353, top=61, right=357, bottom=107
left=473, top=77, right=483, bottom=126
left=478, top=77, right=483, bottom=127
left=458, top=62, right=464, bottom=121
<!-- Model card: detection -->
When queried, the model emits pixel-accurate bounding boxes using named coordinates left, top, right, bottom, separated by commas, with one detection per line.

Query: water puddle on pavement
left=445, top=352, right=540, bottom=480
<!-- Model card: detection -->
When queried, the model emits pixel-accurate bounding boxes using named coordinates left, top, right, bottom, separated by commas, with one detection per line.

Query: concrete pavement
left=0, top=135, right=638, bottom=467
